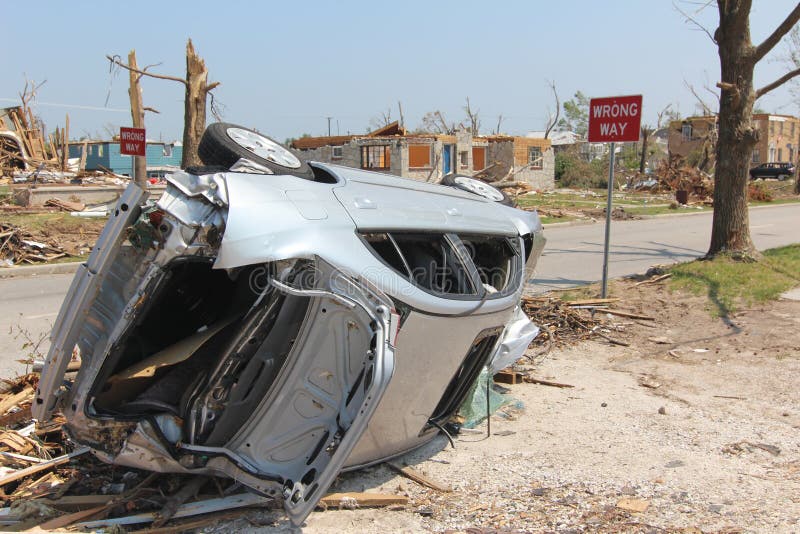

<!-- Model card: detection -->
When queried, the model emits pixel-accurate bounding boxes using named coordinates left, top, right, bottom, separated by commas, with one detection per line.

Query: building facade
left=68, top=140, right=183, bottom=177
left=667, top=114, right=800, bottom=168
left=292, top=122, right=555, bottom=190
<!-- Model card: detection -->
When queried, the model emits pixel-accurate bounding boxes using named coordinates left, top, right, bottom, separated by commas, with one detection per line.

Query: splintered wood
left=521, top=295, right=648, bottom=347
left=521, top=296, right=600, bottom=346
left=0, top=222, right=69, bottom=265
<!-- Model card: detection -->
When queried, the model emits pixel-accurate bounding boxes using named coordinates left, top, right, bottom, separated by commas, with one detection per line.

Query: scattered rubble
left=0, top=223, right=70, bottom=265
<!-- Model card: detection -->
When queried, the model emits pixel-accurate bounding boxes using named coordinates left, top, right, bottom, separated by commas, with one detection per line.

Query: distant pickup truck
left=749, top=162, right=795, bottom=180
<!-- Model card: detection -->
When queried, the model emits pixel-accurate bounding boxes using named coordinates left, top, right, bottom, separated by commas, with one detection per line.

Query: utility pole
left=326, top=116, right=332, bottom=136
left=127, top=50, right=147, bottom=188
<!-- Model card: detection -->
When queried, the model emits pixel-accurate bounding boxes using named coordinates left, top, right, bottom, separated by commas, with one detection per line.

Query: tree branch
left=673, top=1, right=717, bottom=44
left=754, top=3, right=800, bottom=63
left=544, top=80, right=560, bottom=139
left=756, top=66, right=800, bottom=99
left=106, top=55, right=187, bottom=86
left=143, top=106, right=160, bottom=114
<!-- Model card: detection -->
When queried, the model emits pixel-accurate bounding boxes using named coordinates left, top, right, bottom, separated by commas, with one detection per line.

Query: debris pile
left=653, top=155, right=714, bottom=198
left=0, top=104, right=78, bottom=181
left=522, top=296, right=602, bottom=346
left=0, top=223, right=69, bottom=265
left=521, top=294, right=656, bottom=350
left=0, top=373, right=280, bottom=531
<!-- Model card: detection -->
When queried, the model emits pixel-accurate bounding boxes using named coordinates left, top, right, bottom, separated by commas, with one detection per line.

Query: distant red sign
left=588, top=95, right=642, bottom=143
left=119, top=127, right=146, bottom=156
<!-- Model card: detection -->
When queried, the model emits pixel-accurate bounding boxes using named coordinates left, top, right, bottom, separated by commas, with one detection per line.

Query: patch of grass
left=1, top=212, right=107, bottom=233
left=668, top=244, right=800, bottom=316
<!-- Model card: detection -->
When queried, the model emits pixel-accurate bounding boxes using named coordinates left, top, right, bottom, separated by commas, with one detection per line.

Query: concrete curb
left=540, top=200, right=800, bottom=227
left=0, top=261, right=81, bottom=279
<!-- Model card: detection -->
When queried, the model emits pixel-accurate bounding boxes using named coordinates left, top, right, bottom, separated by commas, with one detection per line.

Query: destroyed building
left=67, top=140, right=183, bottom=179
left=668, top=113, right=800, bottom=168
left=291, top=121, right=555, bottom=190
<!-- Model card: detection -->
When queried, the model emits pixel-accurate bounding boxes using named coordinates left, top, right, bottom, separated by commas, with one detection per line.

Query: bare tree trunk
left=108, top=40, right=219, bottom=172
left=708, top=1, right=757, bottom=257
left=182, top=40, right=209, bottom=169
left=128, top=50, right=147, bottom=187
left=639, top=126, right=650, bottom=174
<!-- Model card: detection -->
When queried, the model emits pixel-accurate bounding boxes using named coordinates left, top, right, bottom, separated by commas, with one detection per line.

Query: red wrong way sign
left=119, top=127, right=146, bottom=156
left=588, top=95, right=642, bottom=143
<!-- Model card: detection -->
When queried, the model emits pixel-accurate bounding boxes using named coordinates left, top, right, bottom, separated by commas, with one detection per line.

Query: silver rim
left=453, top=176, right=505, bottom=202
left=226, top=128, right=302, bottom=169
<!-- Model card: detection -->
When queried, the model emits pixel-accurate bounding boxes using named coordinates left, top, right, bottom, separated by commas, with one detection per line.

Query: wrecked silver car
left=33, top=123, right=545, bottom=525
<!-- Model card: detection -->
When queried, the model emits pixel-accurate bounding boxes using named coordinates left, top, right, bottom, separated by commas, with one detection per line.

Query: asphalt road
left=0, top=203, right=798, bottom=377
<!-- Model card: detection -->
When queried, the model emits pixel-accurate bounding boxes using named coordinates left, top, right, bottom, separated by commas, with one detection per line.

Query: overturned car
left=33, top=123, right=545, bottom=525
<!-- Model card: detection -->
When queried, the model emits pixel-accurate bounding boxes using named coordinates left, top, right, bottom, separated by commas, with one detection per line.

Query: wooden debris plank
left=634, top=273, right=672, bottom=286
left=34, top=504, right=109, bottom=530
left=602, top=309, right=655, bottom=321
left=563, top=298, right=620, bottom=306
left=387, top=462, right=451, bottom=492
left=0, top=451, right=43, bottom=464
left=0, top=447, right=88, bottom=487
left=493, top=370, right=523, bottom=385
left=35, top=494, right=115, bottom=509
left=75, top=493, right=269, bottom=528
left=522, top=377, right=575, bottom=389
left=320, top=492, right=410, bottom=507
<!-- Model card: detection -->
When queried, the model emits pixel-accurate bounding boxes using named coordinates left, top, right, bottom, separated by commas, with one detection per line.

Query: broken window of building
left=408, top=144, right=432, bottom=168
left=163, top=144, right=173, bottom=157
left=459, top=150, right=468, bottom=168
left=681, top=123, right=692, bottom=141
left=332, top=146, right=343, bottom=159
left=528, top=146, right=543, bottom=169
left=361, top=145, right=390, bottom=169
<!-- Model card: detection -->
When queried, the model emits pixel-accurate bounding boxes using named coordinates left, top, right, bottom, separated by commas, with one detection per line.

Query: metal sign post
left=587, top=95, right=643, bottom=299
left=601, top=142, right=616, bottom=298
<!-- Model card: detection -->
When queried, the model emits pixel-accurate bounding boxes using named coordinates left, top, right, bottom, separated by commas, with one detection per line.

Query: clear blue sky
left=2, top=0, right=799, bottom=142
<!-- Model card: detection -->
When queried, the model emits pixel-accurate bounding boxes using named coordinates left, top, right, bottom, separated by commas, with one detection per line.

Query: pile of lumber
left=521, top=295, right=653, bottom=348
left=0, top=223, right=68, bottom=265
left=0, top=105, right=74, bottom=178
left=0, top=373, right=409, bottom=530
left=522, top=296, right=602, bottom=346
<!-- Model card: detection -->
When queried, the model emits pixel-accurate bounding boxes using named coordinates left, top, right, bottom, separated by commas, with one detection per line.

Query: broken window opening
left=458, top=234, right=518, bottom=293
left=360, top=145, right=391, bottom=170
left=365, top=233, right=475, bottom=296
left=528, top=146, right=543, bottom=169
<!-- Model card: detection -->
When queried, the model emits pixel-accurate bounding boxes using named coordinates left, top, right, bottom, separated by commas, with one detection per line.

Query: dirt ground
left=218, top=279, right=800, bottom=533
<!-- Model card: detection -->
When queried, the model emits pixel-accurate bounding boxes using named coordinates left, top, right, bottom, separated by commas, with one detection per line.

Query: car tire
left=778, top=174, right=787, bottom=181
left=198, top=122, right=314, bottom=180
left=440, top=173, right=515, bottom=206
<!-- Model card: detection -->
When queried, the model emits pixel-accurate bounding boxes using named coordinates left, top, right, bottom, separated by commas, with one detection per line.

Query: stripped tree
left=685, top=1, right=800, bottom=257
left=107, top=39, right=220, bottom=170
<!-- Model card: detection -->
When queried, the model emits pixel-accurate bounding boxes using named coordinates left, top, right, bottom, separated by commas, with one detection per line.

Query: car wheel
left=198, top=122, right=314, bottom=179
left=440, top=173, right=514, bottom=206
left=778, top=174, right=787, bottom=181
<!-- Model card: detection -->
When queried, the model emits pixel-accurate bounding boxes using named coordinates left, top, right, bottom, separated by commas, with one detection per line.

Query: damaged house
left=291, top=122, right=554, bottom=190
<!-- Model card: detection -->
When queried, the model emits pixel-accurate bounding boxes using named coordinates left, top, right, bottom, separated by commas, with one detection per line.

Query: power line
left=0, top=98, right=127, bottom=112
